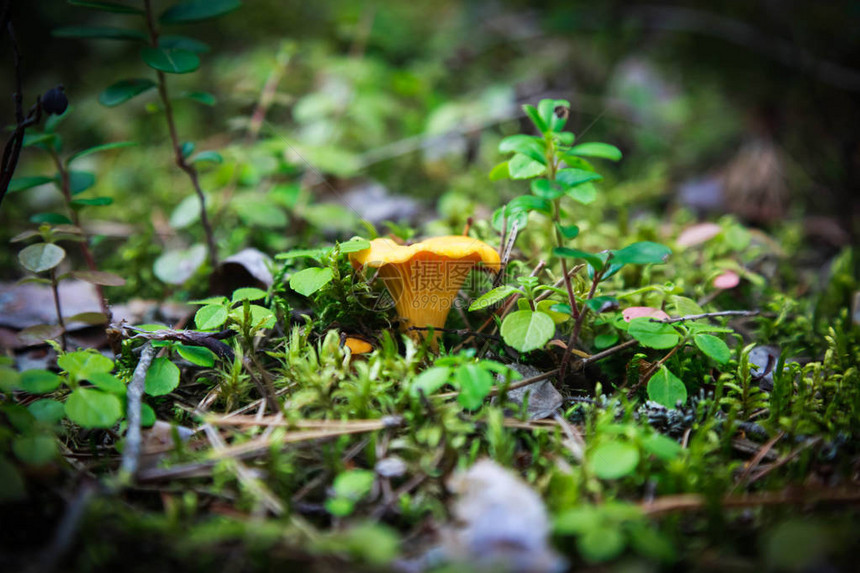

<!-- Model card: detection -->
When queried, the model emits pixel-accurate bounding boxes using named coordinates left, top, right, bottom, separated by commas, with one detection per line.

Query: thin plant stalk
left=49, top=267, right=67, bottom=350
left=142, top=0, right=218, bottom=270
left=49, top=149, right=110, bottom=319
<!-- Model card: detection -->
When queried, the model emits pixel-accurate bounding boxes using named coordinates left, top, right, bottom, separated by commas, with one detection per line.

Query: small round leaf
left=144, top=357, right=180, bottom=396
left=18, top=243, right=65, bottom=273
left=589, top=441, right=640, bottom=480
left=141, top=47, right=200, bottom=74
left=65, top=388, right=122, bottom=428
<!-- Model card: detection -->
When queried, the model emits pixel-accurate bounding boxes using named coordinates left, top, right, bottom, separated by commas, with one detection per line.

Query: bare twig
left=641, top=486, right=860, bottom=516
left=656, top=310, right=761, bottom=323
left=119, top=342, right=156, bottom=481
left=117, top=323, right=235, bottom=361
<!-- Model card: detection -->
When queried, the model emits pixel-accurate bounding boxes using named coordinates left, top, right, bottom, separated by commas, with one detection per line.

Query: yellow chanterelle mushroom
left=350, top=236, right=501, bottom=345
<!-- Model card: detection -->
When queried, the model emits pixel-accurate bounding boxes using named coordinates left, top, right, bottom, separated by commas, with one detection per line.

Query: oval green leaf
left=99, top=78, right=156, bottom=107
left=500, top=310, right=555, bottom=353
left=568, top=142, right=622, bottom=161
left=195, top=304, right=228, bottom=330
left=140, top=47, right=200, bottom=74
left=20, top=370, right=62, bottom=394
left=647, top=366, right=688, bottom=408
left=628, top=318, right=680, bottom=349
left=589, top=441, right=640, bottom=479
left=290, top=267, right=334, bottom=297
left=694, top=333, right=731, bottom=365
left=612, top=241, right=672, bottom=266
left=18, top=243, right=66, bottom=273
left=68, top=1, right=145, bottom=14
left=160, top=0, right=242, bottom=24
left=144, top=357, right=181, bottom=396
left=65, top=388, right=122, bottom=428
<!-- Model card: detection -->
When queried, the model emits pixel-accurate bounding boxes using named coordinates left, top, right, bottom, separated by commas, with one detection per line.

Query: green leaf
left=22, top=132, right=59, bottom=148
left=589, top=441, right=640, bottom=479
left=410, top=366, right=451, bottom=397
left=153, top=244, right=207, bottom=284
left=538, top=98, right=570, bottom=132
left=507, top=195, right=551, bottom=216
left=594, top=332, right=618, bottom=349
left=181, top=90, right=217, bottom=106
left=231, top=287, right=267, bottom=303
left=159, top=35, right=210, bottom=53
left=229, top=304, right=275, bottom=330
left=694, top=333, right=731, bottom=364
left=141, top=403, right=156, bottom=427
left=67, top=141, right=136, bottom=164
left=195, top=304, right=228, bottom=330
left=145, top=357, right=180, bottom=396
left=530, top=179, right=565, bottom=200
left=66, top=171, right=96, bottom=195
left=568, top=142, right=622, bottom=161
left=65, top=388, right=122, bottom=428
left=141, top=47, right=200, bottom=74
left=190, top=150, right=222, bottom=165
left=68, top=1, right=145, bottom=14
left=647, top=366, right=687, bottom=408
left=8, top=176, right=52, bottom=193
left=338, top=237, right=372, bottom=254
left=13, top=434, right=57, bottom=466
left=556, top=223, right=579, bottom=240
left=566, top=182, right=597, bottom=204
left=18, top=243, right=66, bottom=273
left=28, top=399, right=66, bottom=424
left=88, top=372, right=126, bottom=394
left=508, top=153, right=546, bottom=179
left=71, top=270, right=126, bottom=287
left=552, top=247, right=604, bottom=271
left=556, top=167, right=603, bottom=187
left=99, top=78, right=156, bottom=107
left=290, top=267, right=334, bottom=297
left=579, top=526, right=626, bottom=563
left=53, top=26, right=146, bottom=41
left=71, top=197, right=113, bottom=208
left=233, top=194, right=289, bottom=228
left=30, top=213, right=72, bottom=225
left=456, top=364, right=493, bottom=410
left=175, top=344, right=217, bottom=367
left=585, top=296, right=619, bottom=314
left=160, top=0, right=242, bottom=24
left=628, top=318, right=680, bottom=349
left=522, top=104, right=548, bottom=133
left=20, top=370, right=62, bottom=394
left=58, top=350, right=114, bottom=382
left=500, top=310, right=555, bottom=352
left=642, top=433, right=682, bottom=461
left=554, top=506, right=601, bottom=535
left=169, top=194, right=201, bottom=229
left=469, top=285, right=519, bottom=311
left=488, top=161, right=510, bottom=181
left=612, top=241, right=671, bottom=266
left=498, top=135, right=546, bottom=164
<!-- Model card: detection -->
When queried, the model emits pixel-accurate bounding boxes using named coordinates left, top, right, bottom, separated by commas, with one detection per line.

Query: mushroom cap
left=349, top=235, right=501, bottom=269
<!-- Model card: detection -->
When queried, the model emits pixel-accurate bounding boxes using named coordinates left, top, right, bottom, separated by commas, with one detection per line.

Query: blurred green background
left=2, top=0, right=858, bottom=294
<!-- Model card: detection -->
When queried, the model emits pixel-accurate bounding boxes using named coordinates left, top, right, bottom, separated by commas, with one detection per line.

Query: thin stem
left=143, top=0, right=218, bottom=270
left=49, top=150, right=110, bottom=319
left=50, top=268, right=67, bottom=350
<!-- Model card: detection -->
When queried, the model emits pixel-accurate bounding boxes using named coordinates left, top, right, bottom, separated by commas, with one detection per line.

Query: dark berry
left=42, top=86, right=68, bottom=115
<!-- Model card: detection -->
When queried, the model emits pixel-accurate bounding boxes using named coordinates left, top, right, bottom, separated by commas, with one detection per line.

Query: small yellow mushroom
left=344, top=336, right=373, bottom=355
left=350, top=235, right=500, bottom=345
